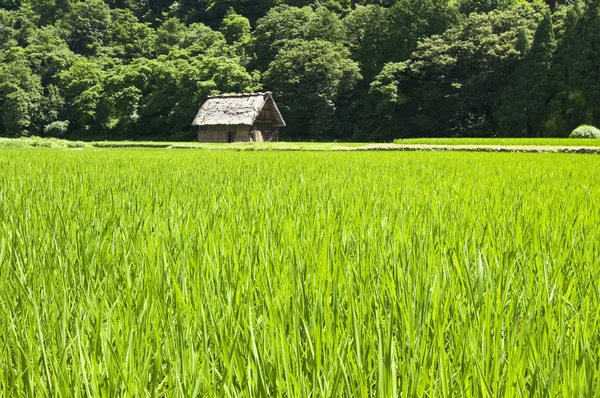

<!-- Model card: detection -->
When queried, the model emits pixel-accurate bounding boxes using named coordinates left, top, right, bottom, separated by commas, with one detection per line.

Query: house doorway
left=227, top=129, right=236, bottom=143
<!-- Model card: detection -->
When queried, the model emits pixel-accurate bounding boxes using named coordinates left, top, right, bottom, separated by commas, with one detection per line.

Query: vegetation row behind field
left=3, top=136, right=600, bottom=150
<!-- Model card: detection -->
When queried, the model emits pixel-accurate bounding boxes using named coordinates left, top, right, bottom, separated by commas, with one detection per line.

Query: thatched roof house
left=192, top=92, right=285, bottom=142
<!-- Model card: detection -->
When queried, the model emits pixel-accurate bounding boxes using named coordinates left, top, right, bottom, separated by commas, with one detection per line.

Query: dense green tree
left=0, top=0, right=598, bottom=140
left=97, top=53, right=259, bottom=138
left=264, top=39, right=361, bottom=139
left=495, top=8, right=556, bottom=137
left=343, top=5, right=388, bottom=81
left=0, top=60, right=43, bottom=136
left=23, top=26, right=76, bottom=85
left=59, top=58, right=107, bottom=134
left=156, top=17, right=186, bottom=53
left=0, top=10, right=19, bottom=50
left=105, top=8, right=157, bottom=59
left=181, top=23, right=229, bottom=56
left=58, top=0, right=111, bottom=54
left=220, top=8, right=251, bottom=44
left=306, top=6, right=346, bottom=43
left=458, top=0, right=515, bottom=14
left=560, top=0, right=600, bottom=128
left=29, top=0, right=70, bottom=25
left=253, top=5, right=315, bottom=70
left=370, top=3, right=543, bottom=138
left=219, top=8, right=253, bottom=62
left=543, top=0, right=600, bottom=136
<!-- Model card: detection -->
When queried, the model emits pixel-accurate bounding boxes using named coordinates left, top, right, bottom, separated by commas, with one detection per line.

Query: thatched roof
left=192, top=92, right=286, bottom=127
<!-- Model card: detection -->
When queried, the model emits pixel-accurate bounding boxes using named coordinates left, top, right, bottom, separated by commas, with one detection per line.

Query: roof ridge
left=207, top=91, right=272, bottom=99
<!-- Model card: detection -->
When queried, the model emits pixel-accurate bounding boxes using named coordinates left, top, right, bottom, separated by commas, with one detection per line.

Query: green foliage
left=495, top=8, right=556, bottom=137
left=0, top=0, right=598, bottom=140
left=59, top=57, right=107, bottom=133
left=105, top=8, right=157, bottom=59
left=43, top=119, right=69, bottom=136
left=0, top=10, right=19, bottom=50
left=98, top=54, right=260, bottom=138
left=371, top=3, right=542, bottom=138
left=343, top=5, right=389, bottom=80
left=549, top=0, right=600, bottom=132
left=29, top=0, right=69, bottom=24
left=59, top=0, right=111, bottom=54
left=569, top=124, right=600, bottom=138
left=253, top=5, right=321, bottom=70
left=514, top=27, right=530, bottom=54
left=0, top=59, right=43, bottom=136
left=458, top=0, right=515, bottom=14
left=264, top=39, right=361, bottom=139
left=220, top=8, right=251, bottom=44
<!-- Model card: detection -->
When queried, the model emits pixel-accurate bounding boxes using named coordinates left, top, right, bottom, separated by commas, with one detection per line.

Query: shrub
left=44, top=120, right=70, bottom=137
left=0, top=138, right=29, bottom=148
left=569, top=125, right=600, bottom=138
left=67, top=141, right=86, bottom=148
left=30, top=139, right=54, bottom=147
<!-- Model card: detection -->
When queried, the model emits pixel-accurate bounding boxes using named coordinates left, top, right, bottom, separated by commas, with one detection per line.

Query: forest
left=0, top=0, right=598, bottom=141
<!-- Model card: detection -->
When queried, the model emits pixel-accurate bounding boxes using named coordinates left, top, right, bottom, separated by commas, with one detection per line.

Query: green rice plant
left=0, top=149, right=599, bottom=396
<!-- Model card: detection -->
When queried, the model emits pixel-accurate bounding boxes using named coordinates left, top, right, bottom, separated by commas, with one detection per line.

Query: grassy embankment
left=0, top=137, right=368, bottom=150
left=394, top=137, right=600, bottom=146
left=4, top=136, right=600, bottom=150
left=1, top=149, right=599, bottom=396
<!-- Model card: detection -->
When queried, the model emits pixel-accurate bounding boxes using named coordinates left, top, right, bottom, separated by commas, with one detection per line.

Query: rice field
left=0, top=149, right=599, bottom=396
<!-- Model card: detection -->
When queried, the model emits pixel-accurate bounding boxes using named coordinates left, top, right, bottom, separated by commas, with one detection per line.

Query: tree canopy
left=0, top=0, right=598, bottom=140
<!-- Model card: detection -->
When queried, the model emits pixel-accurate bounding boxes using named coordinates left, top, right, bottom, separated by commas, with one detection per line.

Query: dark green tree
left=458, top=0, right=514, bottom=14
left=220, top=8, right=251, bottom=44
left=545, top=0, right=599, bottom=136
left=252, top=5, right=313, bottom=70
left=495, top=8, right=556, bottom=137
left=264, top=39, right=361, bottom=139
left=59, top=57, right=107, bottom=134
left=100, top=54, right=260, bottom=139
left=0, top=10, right=19, bottom=51
left=0, top=60, right=43, bottom=136
left=58, top=0, right=111, bottom=54
left=370, top=3, right=543, bottom=138
left=105, top=8, right=157, bottom=60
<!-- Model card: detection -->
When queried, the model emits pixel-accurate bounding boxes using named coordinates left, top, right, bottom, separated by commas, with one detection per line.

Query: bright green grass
left=1, top=150, right=599, bottom=396
left=1, top=137, right=369, bottom=150
left=394, top=137, right=600, bottom=146
left=91, top=141, right=370, bottom=150
left=0, top=136, right=87, bottom=148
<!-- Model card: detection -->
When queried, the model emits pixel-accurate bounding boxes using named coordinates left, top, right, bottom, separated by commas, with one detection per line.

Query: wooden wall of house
left=198, top=125, right=262, bottom=142
left=198, top=126, right=227, bottom=142
left=234, top=125, right=249, bottom=142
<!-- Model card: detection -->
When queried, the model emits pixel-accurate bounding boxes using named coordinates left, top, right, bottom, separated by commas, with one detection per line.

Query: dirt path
left=333, top=143, right=600, bottom=154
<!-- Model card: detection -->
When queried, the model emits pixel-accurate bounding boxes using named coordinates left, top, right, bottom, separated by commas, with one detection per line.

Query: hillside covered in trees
left=0, top=0, right=598, bottom=141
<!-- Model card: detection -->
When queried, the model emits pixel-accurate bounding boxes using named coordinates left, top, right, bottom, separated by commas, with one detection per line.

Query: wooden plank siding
left=197, top=125, right=270, bottom=142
